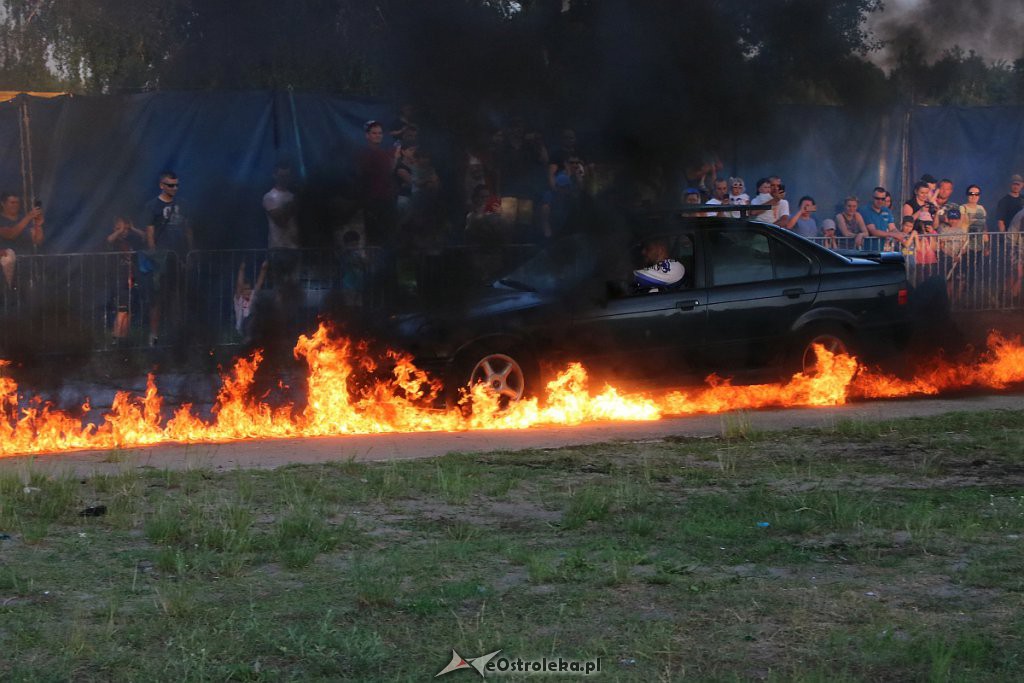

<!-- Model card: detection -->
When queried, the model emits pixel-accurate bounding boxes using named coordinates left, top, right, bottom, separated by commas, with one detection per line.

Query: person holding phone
left=0, top=192, right=44, bottom=290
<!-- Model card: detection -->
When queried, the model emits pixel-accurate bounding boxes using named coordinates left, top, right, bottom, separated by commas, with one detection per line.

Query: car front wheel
left=449, top=345, right=539, bottom=411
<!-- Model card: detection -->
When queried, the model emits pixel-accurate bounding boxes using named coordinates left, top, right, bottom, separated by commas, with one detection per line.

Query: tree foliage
left=2, top=0, right=1022, bottom=108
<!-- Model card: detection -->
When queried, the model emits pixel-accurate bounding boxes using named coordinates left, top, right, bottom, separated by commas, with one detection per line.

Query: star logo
left=435, top=649, right=502, bottom=677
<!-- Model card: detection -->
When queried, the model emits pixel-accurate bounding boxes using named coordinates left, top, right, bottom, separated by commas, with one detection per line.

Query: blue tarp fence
left=3, top=92, right=1024, bottom=253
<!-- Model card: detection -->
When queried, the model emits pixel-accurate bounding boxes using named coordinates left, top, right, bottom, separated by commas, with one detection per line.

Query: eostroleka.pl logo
left=435, top=649, right=602, bottom=677
left=436, top=650, right=503, bottom=677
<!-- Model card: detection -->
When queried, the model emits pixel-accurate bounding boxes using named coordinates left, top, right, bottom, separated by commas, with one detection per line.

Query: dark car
left=391, top=210, right=912, bottom=404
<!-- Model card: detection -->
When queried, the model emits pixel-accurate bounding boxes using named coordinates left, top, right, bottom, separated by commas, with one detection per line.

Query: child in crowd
left=339, top=229, right=367, bottom=307
left=234, top=260, right=268, bottom=337
left=103, top=216, right=147, bottom=346
left=900, top=216, right=917, bottom=268
left=821, top=218, right=839, bottom=250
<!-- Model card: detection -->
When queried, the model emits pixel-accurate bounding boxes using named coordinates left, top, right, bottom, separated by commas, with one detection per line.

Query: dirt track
left=2, top=392, right=1021, bottom=477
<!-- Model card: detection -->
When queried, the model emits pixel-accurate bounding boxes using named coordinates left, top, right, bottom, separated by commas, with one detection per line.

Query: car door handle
left=675, top=299, right=701, bottom=310
left=783, top=287, right=805, bottom=298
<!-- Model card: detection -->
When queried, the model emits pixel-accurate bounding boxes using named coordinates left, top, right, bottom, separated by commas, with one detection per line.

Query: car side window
left=707, top=229, right=773, bottom=286
left=669, top=233, right=695, bottom=288
left=770, top=237, right=813, bottom=278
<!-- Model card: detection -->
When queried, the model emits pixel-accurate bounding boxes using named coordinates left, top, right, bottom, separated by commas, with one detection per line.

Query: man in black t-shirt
left=995, top=174, right=1024, bottom=233
left=143, top=171, right=192, bottom=345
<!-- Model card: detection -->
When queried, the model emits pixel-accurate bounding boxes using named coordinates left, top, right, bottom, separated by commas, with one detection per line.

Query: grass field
left=2, top=409, right=1024, bottom=681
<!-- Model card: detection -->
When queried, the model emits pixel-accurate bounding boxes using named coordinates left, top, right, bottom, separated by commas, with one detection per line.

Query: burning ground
left=3, top=324, right=1024, bottom=458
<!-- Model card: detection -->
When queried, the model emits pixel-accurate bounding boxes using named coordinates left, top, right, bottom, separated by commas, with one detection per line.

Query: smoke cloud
left=870, top=0, right=1024, bottom=68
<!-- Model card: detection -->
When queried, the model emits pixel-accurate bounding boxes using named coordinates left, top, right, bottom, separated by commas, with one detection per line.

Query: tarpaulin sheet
left=0, top=98, right=23, bottom=199
left=908, top=106, right=1024, bottom=213
left=4, top=93, right=1024, bottom=252
left=732, top=105, right=906, bottom=216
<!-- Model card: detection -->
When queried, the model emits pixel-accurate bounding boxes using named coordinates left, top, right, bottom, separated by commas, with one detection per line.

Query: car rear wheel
left=796, top=326, right=853, bottom=375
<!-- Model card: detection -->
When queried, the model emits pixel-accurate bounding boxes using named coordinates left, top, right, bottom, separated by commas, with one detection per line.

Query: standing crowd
left=4, top=105, right=1024, bottom=346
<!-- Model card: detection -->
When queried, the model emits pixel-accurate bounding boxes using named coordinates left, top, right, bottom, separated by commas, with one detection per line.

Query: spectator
left=394, top=141, right=417, bottom=219
left=356, top=120, right=397, bottom=247
left=144, top=171, right=192, bottom=346
left=914, top=211, right=939, bottom=279
left=263, top=162, right=299, bottom=250
left=962, top=184, right=987, bottom=233
left=903, top=181, right=937, bottom=235
left=706, top=178, right=730, bottom=215
left=752, top=178, right=771, bottom=202
left=548, top=128, right=582, bottom=190
left=234, top=260, right=268, bottom=338
left=961, top=184, right=988, bottom=277
left=728, top=177, right=750, bottom=207
left=934, top=179, right=960, bottom=229
left=263, top=162, right=302, bottom=317
left=0, top=192, right=44, bottom=291
left=541, top=155, right=586, bottom=239
left=921, top=173, right=939, bottom=203
left=407, top=148, right=443, bottom=246
left=821, top=218, right=839, bottom=249
left=465, top=185, right=507, bottom=244
left=497, top=118, right=548, bottom=238
left=899, top=215, right=917, bottom=268
left=753, top=178, right=790, bottom=226
left=388, top=104, right=418, bottom=144
left=786, top=196, right=819, bottom=238
left=338, top=229, right=367, bottom=307
left=102, top=215, right=146, bottom=346
left=835, top=196, right=868, bottom=249
left=861, top=187, right=903, bottom=249
left=682, top=187, right=702, bottom=206
left=995, top=173, right=1024, bottom=233
left=683, top=153, right=722, bottom=195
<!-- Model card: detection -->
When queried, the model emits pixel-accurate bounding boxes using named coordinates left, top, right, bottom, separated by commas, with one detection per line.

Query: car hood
left=390, top=286, right=553, bottom=336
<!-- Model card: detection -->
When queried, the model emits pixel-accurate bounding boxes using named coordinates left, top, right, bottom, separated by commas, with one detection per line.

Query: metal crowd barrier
left=2, top=236, right=1019, bottom=355
left=807, top=231, right=1024, bottom=311
left=0, top=245, right=541, bottom=354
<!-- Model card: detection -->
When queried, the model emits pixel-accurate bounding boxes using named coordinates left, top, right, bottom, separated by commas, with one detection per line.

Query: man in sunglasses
left=861, top=186, right=903, bottom=250
left=144, top=171, right=192, bottom=346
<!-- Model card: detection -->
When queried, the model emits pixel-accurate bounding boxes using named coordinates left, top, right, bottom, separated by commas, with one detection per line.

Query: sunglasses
left=967, top=192, right=980, bottom=196
left=872, top=195, right=886, bottom=200
left=162, top=182, right=179, bottom=188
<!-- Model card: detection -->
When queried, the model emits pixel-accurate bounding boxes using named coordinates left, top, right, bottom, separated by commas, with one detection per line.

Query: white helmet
left=634, top=259, right=685, bottom=288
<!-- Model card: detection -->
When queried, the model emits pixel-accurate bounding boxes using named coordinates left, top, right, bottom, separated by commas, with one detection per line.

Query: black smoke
left=871, top=0, right=1024, bottom=69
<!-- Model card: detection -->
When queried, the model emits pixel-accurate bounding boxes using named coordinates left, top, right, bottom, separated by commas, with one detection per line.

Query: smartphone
left=33, top=199, right=42, bottom=209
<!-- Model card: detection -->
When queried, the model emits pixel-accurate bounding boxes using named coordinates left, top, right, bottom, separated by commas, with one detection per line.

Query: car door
left=568, top=231, right=708, bottom=380
left=701, top=223, right=819, bottom=369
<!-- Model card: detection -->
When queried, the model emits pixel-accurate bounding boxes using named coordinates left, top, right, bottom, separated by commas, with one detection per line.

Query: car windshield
left=496, top=233, right=600, bottom=292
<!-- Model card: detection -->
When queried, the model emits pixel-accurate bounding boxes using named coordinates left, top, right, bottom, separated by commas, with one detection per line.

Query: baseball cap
left=947, top=207, right=961, bottom=220
left=821, top=218, right=836, bottom=232
left=1012, top=174, right=1024, bottom=184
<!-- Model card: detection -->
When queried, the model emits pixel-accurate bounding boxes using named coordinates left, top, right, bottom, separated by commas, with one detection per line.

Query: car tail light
left=897, top=288, right=908, bottom=306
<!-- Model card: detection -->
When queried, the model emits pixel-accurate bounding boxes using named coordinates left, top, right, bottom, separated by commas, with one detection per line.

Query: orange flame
left=2, top=326, right=1023, bottom=458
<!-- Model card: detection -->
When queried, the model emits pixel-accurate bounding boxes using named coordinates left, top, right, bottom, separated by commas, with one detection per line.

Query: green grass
left=2, top=409, right=1024, bottom=680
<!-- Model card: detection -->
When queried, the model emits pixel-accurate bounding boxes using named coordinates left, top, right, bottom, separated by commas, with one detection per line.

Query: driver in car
left=633, top=237, right=685, bottom=292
